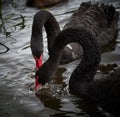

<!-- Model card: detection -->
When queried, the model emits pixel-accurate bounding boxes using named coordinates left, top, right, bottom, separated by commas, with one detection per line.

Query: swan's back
left=64, top=3, right=118, bottom=38
left=88, top=67, right=120, bottom=115
left=61, top=2, right=119, bottom=63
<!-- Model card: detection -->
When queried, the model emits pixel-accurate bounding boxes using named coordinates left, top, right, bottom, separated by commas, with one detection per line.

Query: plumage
left=62, top=1, right=119, bottom=63
left=31, top=1, right=120, bottom=115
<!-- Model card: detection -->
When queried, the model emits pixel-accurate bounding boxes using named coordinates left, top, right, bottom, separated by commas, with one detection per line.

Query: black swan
left=36, top=27, right=120, bottom=115
left=31, top=2, right=119, bottom=91
left=32, top=2, right=120, bottom=116
left=31, top=9, right=61, bottom=90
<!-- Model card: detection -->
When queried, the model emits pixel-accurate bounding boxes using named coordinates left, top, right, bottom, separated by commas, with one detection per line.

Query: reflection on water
left=0, top=0, right=120, bottom=117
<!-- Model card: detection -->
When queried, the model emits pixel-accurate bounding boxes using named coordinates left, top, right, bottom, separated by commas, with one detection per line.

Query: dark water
left=0, top=0, right=120, bottom=117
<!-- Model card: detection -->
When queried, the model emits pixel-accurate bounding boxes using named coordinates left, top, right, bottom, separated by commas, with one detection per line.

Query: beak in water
left=34, top=55, right=43, bottom=95
left=35, top=76, right=42, bottom=96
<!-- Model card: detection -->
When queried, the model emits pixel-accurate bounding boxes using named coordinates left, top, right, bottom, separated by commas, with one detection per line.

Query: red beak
left=34, top=55, right=43, bottom=94
left=34, top=55, right=43, bottom=70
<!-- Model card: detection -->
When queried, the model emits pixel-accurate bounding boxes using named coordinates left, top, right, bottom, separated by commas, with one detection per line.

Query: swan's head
left=35, top=58, right=57, bottom=95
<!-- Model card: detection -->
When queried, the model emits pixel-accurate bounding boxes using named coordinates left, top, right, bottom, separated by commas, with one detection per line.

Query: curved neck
left=37, top=28, right=100, bottom=85
left=31, top=10, right=60, bottom=59
left=52, top=28, right=100, bottom=73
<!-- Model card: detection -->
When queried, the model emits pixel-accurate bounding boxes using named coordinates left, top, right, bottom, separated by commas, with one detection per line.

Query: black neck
left=31, top=10, right=60, bottom=58
left=37, top=28, right=100, bottom=86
